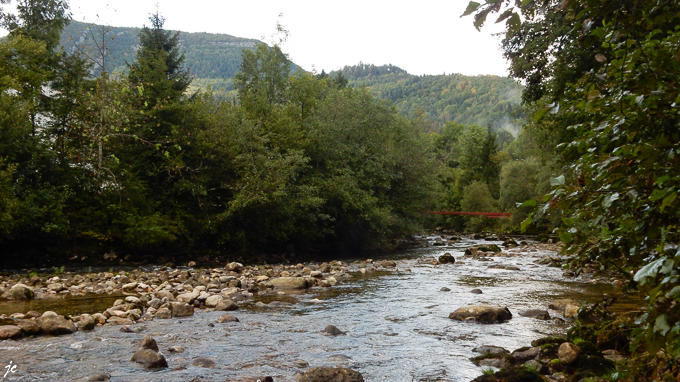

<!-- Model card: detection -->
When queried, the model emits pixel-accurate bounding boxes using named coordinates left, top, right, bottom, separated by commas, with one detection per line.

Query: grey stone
left=169, top=302, right=194, bottom=317
left=449, top=306, right=512, bottom=323
left=0, top=325, right=22, bottom=340
left=558, top=342, right=581, bottom=365
left=438, top=253, right=456, bottom=264
left=519, top=309, right=551, bottom=320
left=131, top=349, right=168, bottom=369
left=323, top=325, right=345, bottom=336
left=4, top=283, right=34, bottom=300
left=216, top=314, right=239, bottom=323
left=297, top=367, right=364, bottom=382
left=191, top=357, right=215, bottom=368
left=37, top=314, right=77, bottom=335
left=267, top=277, right=309, bottom=289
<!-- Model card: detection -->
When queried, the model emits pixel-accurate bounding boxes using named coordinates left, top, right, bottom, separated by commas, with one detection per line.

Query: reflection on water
left=0, top=238, right=640, bottom=381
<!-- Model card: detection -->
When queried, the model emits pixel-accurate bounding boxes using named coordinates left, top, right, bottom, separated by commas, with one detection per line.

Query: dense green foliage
left=336, top=63, right=525, bottom=131
left=0, top=4, right=436, bottom=266
left=466, top=0, right=680, bottom=374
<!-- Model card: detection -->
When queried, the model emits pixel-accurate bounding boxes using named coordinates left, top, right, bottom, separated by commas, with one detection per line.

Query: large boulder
left=519, top=309, right=551, bottom=320
left=215, top=299, right=239, bottom=311
left=558, top=342, right=581, bottom=365
left=449, top=306, right=512, bottom=323
left=169, top=302, right=194, bottom=317
left=37, top=312, right=77, bottom=335
left=76, top=314, right=96, bottom=331
left=4, top=283, right=34, bottom=300
left=297, top=367, right=364, bottom=382
left=225, top=262, right=243, bottom=273
left=438, top=253, right=456, bottom=264
left=204, top=294, right=223, bottom=307
left=0, top=325, right=22, bottom=340
left=267, top=277, right=309, bottom=290
left=131, top=349, right=168, bottom=369
left=17, top=320, right=40, bottom=336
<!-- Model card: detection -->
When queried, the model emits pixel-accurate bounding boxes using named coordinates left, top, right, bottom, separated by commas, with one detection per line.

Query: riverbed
left=0, top=237, right=628, bottom=381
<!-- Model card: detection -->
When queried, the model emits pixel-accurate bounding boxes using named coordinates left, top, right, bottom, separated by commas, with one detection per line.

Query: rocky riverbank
left=0, top=236, right=635, bottom=381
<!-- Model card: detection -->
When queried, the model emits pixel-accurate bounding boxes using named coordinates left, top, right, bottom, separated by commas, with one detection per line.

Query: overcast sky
left=1, top=0, right=510, bottom=76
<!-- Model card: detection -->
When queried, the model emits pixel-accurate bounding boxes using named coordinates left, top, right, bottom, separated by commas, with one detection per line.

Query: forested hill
left=59, top=20, right=260, bottom=93
left=336, top=63, right=524, bottom=131
left=60, top=22, right=524, bottom=130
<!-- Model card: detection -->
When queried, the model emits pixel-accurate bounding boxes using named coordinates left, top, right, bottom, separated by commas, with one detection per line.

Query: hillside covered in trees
left=58, top=22, right=524, bottom=132
left=59, top=20, right=260, bottom=95
left=336, top=63, right=524, bottom=132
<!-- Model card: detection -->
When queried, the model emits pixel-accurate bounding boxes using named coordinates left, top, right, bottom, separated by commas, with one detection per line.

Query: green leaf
left=517, top=199, right=537, bottom=208
left=654, top=314, right=670, bottom=336
left=559, top=231, right=573, bottom=244
left=603, top=192, right=620, bottom=208
left=634, top=258, right=664, bottom=284
left=661, top=192, right=677, bottom=211
left=533, top=106, right=550, bottom=122
left=495, top=9, right=515, bottom=24
left=550, top=175, right=565, bottom=186
left=668, top=286, right=680, bottom=299
left=462, top=1, right=481, bottom=17
left=520, top=214, right=532, bottom=232
left=650, top=189, right=668, bottom=201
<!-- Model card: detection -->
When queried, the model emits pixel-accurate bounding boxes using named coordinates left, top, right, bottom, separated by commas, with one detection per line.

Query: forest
left=1, top=0, right=553, bottom=269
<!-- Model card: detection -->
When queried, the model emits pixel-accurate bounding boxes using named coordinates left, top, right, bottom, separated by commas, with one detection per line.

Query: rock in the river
left=4, top=283, right=34, bottom=300
left=267, top=277, right=309, bottom=289
left=470, top=288, right=483, bottom=294
left=216, top=314, right=239, bottom=323
left=86, top=373, right=111, bottom=381
left=476, top=244, right=502, bottom=253
left=297, top=367, right=364, bottom=382
left=323, top=325, right=345, bottom=336
left=440, top=287, right=451, bottom=292
left=169, top=302, right=194, bottom=317
left=155, top=307, right=172, bottom=319
left=548, top=299, right=578, bottom=312
left=131, top=349, right=168, bottom=369
left=167, top=345, right=185, bottom=353
left=512, top=346, right=541, bottom=362
left=449, top=306, right=512, bottom=323
left=204, top=294, right=223, bottom=307
left=139, top=336, right=159, bottom=352
left=215, top=299, right=239, bottom=311
left=76, top=314, right=96, bottom=331
left=473, top=356, right=512, bottom=369
left=191, top=357, right=215, bottom=368
left=37, top=312, right=77, bottom=335
left=558, top=342, right=581, bottom=365
left=519, top=309, right=551, bottom=320
left=0, top=325, right=22, bottom=340
left=17, top=319, right=40, bottom=336
left=473, top=345, right=510, bottom=355
left=438, top=253, right=456, bottom=264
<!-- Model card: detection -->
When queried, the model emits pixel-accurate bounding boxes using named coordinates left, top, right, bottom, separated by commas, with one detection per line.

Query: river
left=0, top=236, right=622, bottom=381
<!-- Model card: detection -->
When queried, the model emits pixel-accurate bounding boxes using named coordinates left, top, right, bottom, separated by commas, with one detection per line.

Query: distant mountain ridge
left=60, top=22, right=523, bottom=131
left=60, top=20, right=260, bottom=93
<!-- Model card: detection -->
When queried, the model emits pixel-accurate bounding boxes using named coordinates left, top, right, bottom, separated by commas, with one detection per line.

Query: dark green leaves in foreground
left=465, top=0, right=680, bottom=363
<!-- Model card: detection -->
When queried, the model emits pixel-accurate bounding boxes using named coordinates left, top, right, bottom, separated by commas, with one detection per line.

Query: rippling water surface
left=0, top=237, right=622, bottom=381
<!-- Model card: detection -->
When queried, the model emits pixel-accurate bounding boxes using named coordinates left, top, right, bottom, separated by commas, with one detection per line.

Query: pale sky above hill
left=1, top=0, right=510, bottom=76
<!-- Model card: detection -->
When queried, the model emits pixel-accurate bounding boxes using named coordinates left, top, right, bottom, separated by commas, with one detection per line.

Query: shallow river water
left=0, top=237, right=626, bottom=382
